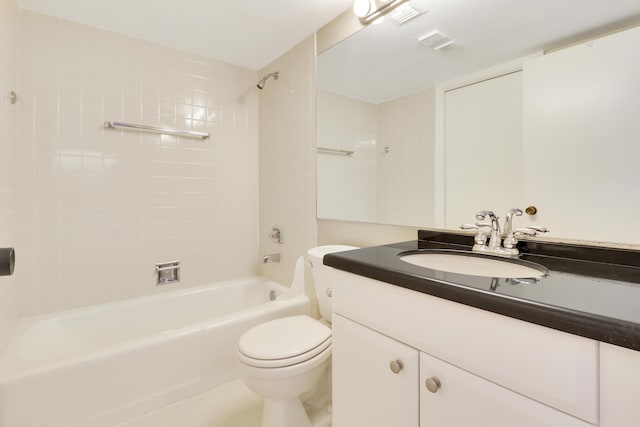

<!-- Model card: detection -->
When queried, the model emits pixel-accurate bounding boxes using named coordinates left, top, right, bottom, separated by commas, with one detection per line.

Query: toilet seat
left=238, top=315, right=332, bottom=368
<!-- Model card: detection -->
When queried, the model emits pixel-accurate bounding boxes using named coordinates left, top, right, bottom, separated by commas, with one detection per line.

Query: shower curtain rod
left=104, top=121, right=210, bottom=139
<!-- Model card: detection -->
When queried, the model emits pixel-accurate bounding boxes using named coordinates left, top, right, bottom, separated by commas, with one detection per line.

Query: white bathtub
left=0, top=277, right=309, bottom=427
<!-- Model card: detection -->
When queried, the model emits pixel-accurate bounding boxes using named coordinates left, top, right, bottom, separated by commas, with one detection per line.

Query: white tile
left=7, top=10, right=262, bottom=316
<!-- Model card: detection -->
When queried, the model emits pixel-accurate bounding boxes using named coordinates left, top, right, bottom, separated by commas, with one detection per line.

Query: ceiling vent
left=390, top=3, right=425, bottom=26
left=418, top=30, right=456, bottom=51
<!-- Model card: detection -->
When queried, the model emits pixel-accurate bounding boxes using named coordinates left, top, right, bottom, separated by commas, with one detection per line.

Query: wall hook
left=9, top=91, right=17, bottom=105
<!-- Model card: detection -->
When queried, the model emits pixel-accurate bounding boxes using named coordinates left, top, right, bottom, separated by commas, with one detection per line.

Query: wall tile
left=11, top=11, right=260, bottom=316
left=258, top=36, right=317, bottom=286
left=0, top=0, right=20, bottom=356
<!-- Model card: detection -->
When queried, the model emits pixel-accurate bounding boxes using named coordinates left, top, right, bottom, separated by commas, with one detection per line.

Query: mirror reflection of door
left=444, top=71, right=528, bottom=229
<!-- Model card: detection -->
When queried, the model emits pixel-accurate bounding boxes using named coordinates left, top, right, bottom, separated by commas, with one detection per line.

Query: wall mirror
left=316, top=0, right=640, bottom=245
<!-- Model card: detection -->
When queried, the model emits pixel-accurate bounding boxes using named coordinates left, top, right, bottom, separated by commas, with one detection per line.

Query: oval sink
left=399, top=252, right=547, bottom=279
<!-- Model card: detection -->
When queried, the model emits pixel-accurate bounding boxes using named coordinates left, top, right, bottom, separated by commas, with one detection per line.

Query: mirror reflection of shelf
left=317, top=147, right=354, bottom=156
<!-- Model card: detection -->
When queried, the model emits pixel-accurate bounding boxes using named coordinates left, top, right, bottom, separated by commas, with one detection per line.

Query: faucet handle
left=526, top=225, right=549, bottom=233
left=460, top=223, right=489, bottom=246
left=475, top=210, right=497, bottom=221
left=503, top=227, right=539, bottom=249
left=461, top=223, right=492, bottom=232
left=512, top=227, right=538, bottom=237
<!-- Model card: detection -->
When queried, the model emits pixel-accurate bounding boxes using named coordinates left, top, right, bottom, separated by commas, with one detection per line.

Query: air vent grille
left=418, top=30, right=457, bottom=51
left=390, top=3, right=425, bottom=25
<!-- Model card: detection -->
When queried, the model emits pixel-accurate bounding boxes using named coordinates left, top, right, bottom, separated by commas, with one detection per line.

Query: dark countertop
left=324, top=231, right=640, bottom=351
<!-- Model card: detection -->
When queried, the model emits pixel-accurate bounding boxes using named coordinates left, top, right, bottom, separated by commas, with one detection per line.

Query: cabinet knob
left=389, top=359, right=404, bottom=374
left=425, top=376, right=442, bottom=393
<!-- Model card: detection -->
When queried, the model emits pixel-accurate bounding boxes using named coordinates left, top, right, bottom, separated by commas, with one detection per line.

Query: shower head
left=257, top=71, right=279, bottom=90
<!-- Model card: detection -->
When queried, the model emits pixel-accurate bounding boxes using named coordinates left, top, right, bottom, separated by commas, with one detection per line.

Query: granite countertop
left=323, top=231, right=640, bottom=351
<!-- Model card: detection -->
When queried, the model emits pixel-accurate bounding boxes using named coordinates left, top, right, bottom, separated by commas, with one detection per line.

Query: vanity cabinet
left=420, top=352, right=592, bottom=427
left=332, top=270, right=599, bottom=426
left=599, top=343, right=640, bottom=427
left=333, top=313, right=593, bottom=427
left=332, top=314, right=419, bottom=427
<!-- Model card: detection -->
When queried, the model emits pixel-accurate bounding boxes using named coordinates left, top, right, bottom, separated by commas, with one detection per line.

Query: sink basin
left=399, top=251, right=547, bottom=279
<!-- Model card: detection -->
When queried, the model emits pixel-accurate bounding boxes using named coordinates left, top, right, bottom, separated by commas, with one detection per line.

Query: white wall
left=317, top=90, right=377, bottom=222
left=13, top=10, right=260, bottom=316
left=523, top=26, right=640, bottom=245
left=0, top=0, right=20, bottom=354
left=258, top=36, right=318, bottom=287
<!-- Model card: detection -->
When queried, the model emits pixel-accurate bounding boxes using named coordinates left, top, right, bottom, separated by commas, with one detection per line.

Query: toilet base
left=262, top=397, right=312, bottom=427
left=307, top=405, right=332, bottom=427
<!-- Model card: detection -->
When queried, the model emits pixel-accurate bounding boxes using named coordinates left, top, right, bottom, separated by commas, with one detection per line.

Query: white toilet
left=236, top=245, right=359, bottom=427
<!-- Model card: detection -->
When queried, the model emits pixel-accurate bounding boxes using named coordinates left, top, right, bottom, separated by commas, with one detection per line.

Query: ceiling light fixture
left=353, top=0, right=410, bottom=25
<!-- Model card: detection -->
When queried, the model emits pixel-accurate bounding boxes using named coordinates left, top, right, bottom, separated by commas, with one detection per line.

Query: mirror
left=316, top=0, right=640, bottom=244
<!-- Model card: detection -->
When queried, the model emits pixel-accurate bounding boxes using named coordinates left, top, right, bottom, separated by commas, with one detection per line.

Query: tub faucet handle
left=269, top=227, right=283, bottom=244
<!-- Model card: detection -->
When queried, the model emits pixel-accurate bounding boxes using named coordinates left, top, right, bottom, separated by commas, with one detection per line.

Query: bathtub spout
left=263, top=253, right=280, bottom=263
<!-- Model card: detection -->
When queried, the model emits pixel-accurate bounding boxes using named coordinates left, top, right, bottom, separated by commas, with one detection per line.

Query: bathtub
left=0, top=276, right=309, bottom=427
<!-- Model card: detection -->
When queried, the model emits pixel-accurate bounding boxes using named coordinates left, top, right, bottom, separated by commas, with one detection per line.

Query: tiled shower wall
left=316, top=89, right=377, bottom=223
left=258, top=36, right=317, bottom=287
left=377, top=88, right=435, bottom=227
left=316, top=87, right=435, bottom=227
left=14, top=10, right=260, bottom=316
left=0, top=0, right=20, bottom=354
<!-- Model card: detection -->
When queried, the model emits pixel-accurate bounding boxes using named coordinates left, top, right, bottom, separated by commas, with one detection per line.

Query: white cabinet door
left=420, top=352, right=594, bottom=427
left=332, top=314, right=419, bottom=427
left=600, top=342, right=640, bottom=427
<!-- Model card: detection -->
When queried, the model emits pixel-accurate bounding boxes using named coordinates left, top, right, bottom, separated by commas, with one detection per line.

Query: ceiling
left=17, top=0, right=354, bottom=70
left=317, top=0, right=640, bottom=104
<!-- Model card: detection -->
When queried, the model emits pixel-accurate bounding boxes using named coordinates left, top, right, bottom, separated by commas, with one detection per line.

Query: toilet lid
left=238, top=315, right=331, bottom=367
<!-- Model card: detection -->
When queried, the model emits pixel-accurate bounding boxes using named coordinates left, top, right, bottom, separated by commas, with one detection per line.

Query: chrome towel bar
left=317, top=147, right=354, bottom=156
left=104, top=120, right=210, bottom=139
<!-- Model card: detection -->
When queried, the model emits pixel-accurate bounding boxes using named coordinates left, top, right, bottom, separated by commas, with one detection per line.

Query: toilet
left=236, top=245, right=359, bottom=427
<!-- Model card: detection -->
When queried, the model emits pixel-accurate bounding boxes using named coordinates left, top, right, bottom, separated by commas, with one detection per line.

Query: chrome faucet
left=475, top=210, right=501, bottom=251
left=502, top=208, right=523, bottom=238
left=461, top=208, right=548, bottom=258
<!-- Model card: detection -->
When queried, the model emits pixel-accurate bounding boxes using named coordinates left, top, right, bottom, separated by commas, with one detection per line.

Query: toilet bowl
left=236, top=245, right=359, bottom=427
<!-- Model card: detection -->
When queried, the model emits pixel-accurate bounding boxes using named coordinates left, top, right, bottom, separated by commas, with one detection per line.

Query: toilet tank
left=307, top=245, right=359, bottom=322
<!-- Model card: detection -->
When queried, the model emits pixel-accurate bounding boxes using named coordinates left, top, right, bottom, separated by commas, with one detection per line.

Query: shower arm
left=257, top=71, right=280, bottom=89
